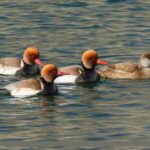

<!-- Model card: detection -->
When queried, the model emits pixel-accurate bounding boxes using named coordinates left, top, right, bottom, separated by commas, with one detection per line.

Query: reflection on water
left=0, top=0, right=150, bottom=149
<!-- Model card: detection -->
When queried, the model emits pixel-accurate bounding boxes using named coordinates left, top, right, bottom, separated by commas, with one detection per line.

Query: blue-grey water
left=0, top=0, right=150, bottom=149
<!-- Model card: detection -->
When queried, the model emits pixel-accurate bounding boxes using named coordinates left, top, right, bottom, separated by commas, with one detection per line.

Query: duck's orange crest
left=24, top=46, right=40, bottom=57
left=41, top=64, right=57, bottom=76
left=82, top=49, right=98, bottom=61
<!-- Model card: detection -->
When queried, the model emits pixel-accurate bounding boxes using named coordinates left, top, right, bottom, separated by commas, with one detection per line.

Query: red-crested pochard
left=0, top=46, right=44, bottom=76
left=55, top=49, right=107, bottom=84
left=98, top=52, right=150, bottom=79
left=4, top=64, right=59, bottom=97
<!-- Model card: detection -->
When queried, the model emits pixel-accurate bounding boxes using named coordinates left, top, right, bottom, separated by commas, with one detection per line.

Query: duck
left=54, top=49, right=107, bottom=84
left=4, top=64, right=59, bottom=97
left=98, top=52, right=150, bottom=79
left=0, top=46, right=44, bottom=76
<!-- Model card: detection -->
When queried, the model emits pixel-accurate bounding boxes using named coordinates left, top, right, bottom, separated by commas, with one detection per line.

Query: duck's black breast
left=17, top=61, right=40, bottom=76
left=39, top=77, right=58, bottom=95
left=76, top=69, right=100, bottom=83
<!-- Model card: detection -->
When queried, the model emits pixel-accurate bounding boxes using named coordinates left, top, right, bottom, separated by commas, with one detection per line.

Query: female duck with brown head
left=4, top=64, right=58, bottom=97
left=0, top=46, right=44, bottom=76
left=98, top=52, right=150, bottom=79
left=55, top=49, right=107, bottom=84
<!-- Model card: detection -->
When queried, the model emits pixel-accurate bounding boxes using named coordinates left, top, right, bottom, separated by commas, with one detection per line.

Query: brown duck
left=98, top=52, right=150, bottom=79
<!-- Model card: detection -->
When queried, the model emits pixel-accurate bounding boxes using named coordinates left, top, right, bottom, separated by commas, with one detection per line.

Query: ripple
left=54, top=2, right=88, bottom=8
left=0, top=0, right=150, bottom=149
left=107, top=0, right=128, bottom=3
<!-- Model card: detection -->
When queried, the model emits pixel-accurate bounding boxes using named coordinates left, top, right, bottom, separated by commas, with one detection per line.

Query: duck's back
left=5, top=78, right=42, bottom=91
left=0, top=57, right=21, bottom=67
left=99, top=62, right=141, bottom=79
left=107, top=62, right=139, bottom=73
left=59, top=65, right=82, bottom=76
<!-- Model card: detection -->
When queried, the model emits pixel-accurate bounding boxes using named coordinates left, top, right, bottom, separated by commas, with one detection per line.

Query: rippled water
left=0, top=0, right=150, bottom=149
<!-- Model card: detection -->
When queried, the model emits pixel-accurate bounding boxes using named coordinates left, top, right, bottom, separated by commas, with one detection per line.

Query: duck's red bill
left=57, top=71, right=69, bottom=76
left=35, top=59, right=45, bottom=67
left=97, top=59, right=108, bottom=65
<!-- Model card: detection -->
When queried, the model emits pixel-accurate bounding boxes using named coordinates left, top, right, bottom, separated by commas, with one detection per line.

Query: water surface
left=0, top=0, right=150, bottom=149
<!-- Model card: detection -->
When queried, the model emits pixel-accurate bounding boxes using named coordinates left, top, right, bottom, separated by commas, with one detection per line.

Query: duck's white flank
left=4, top=78, right=43, bottom=98
left=10, top=88, right=41, bottom=98
left=0, top=65, right=20, bottom=75
left=54, top=75, right=78, bottom=84
left=0, top=60, right=24, bottom=75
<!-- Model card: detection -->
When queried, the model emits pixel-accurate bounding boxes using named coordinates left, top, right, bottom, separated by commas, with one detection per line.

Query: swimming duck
left=0, top=46, right=44, bottom=76
left=98, top=52, right=150, bottom=79
left=4, top=64, right=59, bottom=97
left=55, top=49, right=107, bottom=84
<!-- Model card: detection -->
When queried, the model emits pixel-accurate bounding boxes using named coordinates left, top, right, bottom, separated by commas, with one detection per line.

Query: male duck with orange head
left=4, top=64, right=59, bottom=97
left=55, top=49, right=107, bottom=84
left=0, top=46, right=44, bottom=76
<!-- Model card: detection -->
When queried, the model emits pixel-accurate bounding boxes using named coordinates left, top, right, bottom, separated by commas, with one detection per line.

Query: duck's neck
left=21, top=60, right=40, bottom=75
left=81, top=62, right=95, bottom=73
left=75, top=62, right=99, bottom=83
left=39, top=77, right=58, bottom=95
left=139, top=63, right=150, bottom=69
left=40, top=77, right=54, bottom=86
left=139, top=58, right=150, bottom=68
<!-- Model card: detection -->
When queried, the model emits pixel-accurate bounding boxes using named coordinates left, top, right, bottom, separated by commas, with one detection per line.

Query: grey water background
left=0, top=0, right=150, bottom=149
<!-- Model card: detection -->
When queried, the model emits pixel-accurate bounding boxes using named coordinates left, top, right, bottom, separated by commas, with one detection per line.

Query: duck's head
left=41, top=64, right=58, bottom=83
left=23, top=46, right=44, bottom=66
left=81, top=49, right=107, bottom=69
left=140, top=52, right=150, bottom=68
